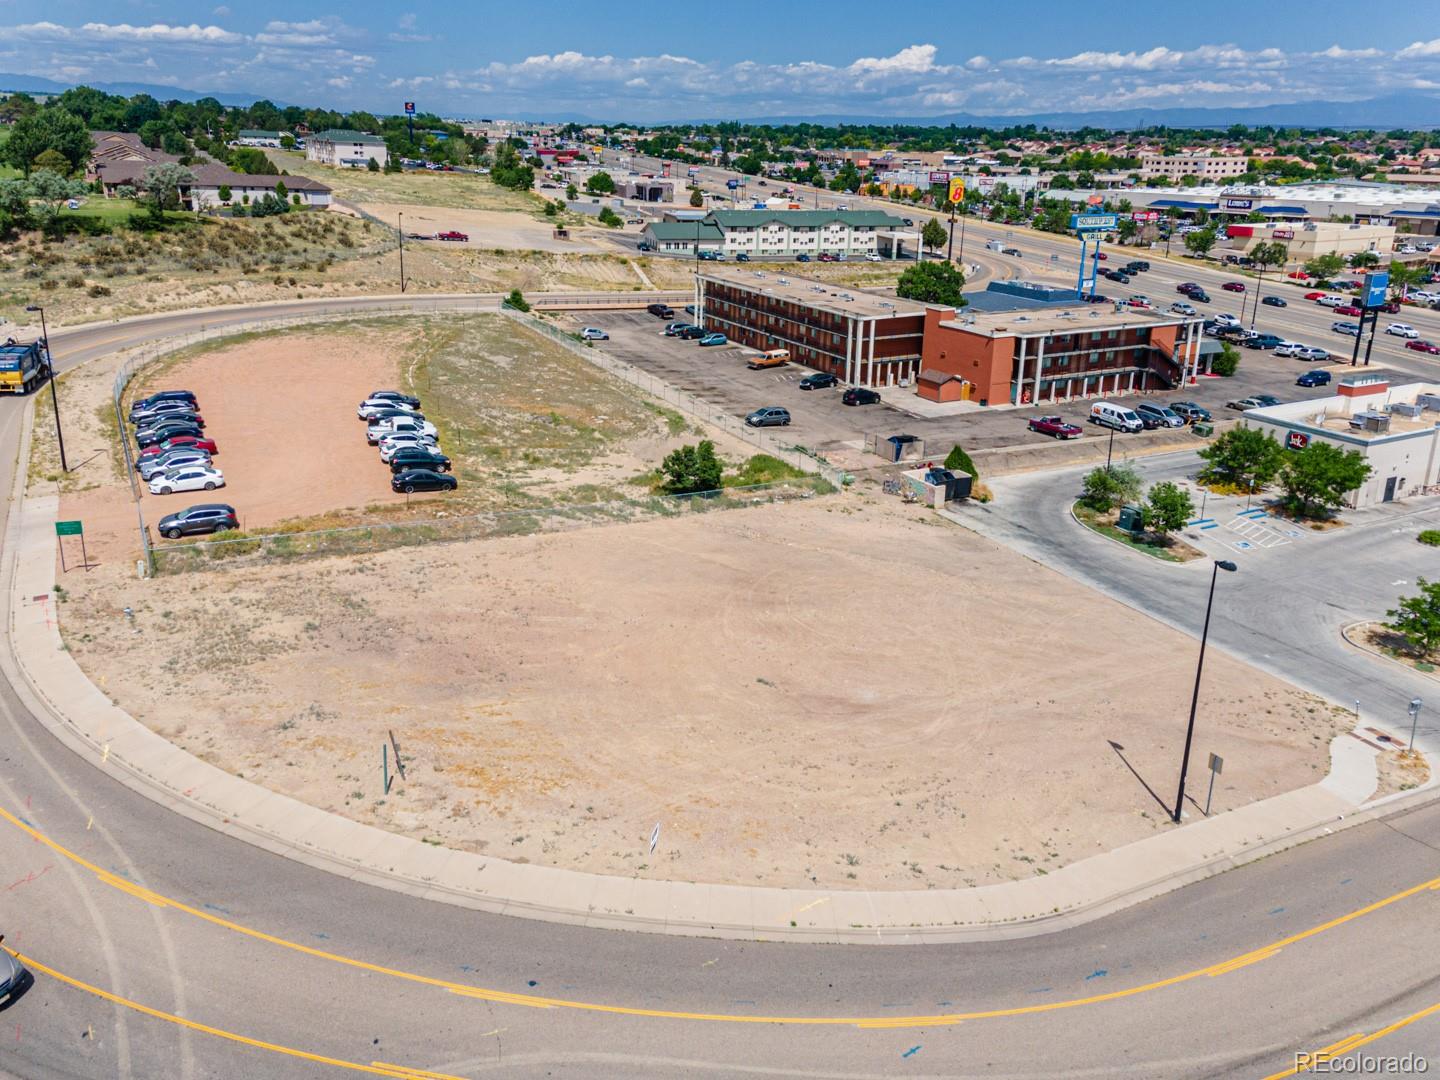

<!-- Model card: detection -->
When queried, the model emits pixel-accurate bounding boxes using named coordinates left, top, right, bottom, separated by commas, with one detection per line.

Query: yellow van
left=746, top=348, right=790, bottom=370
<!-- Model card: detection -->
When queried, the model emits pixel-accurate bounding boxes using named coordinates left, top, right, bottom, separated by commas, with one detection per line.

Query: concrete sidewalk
left=5, top=424, right=1438, bottom=946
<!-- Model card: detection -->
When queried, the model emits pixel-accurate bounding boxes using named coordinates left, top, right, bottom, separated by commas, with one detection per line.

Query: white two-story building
left=643, top=209, right=919, bottom=259
left=305, top=129, right=389, bottom=170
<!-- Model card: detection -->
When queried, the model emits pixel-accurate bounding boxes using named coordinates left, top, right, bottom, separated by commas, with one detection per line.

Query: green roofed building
left=306, top=129, right=390, bottom=170
left=642, top=209, right=920, bottom=259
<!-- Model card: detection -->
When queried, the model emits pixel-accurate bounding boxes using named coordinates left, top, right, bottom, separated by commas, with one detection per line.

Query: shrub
left=503, top=288, right=530, bottom=312
left=1080, top=463, right=1142, bottom=511
left=661, top=440, right=724, bottom=494
left=86, top=283, right=111, bottom=297
left=1211, top=343, right=1240, bottom=377
left=943, top=444, right=978, bottom=478
left=1420, top=530, right=1440, bottom=547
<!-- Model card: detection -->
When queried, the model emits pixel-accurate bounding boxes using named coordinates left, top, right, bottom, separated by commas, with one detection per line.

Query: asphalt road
left=3, top=298, right=1440, bottom=1078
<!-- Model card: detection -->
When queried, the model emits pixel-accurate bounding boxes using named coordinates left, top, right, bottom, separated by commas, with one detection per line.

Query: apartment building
left=1140, top=153, right=1250, bottom=181
left=305, top=129, right=389, bottom=169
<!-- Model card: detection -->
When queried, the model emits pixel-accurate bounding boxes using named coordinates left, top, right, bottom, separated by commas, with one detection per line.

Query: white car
left=149, top=465, right=224, bottom=495
left=1385, top=323, right=1419, bottom=339
left=579, top=327, right=608, bottom=340
left=1411, top=291, right=1440, bottom=304
left=379, top=434, right=439, bottom=461
left=138, top=449, right=211, bottom=481
left=368, top=416, right=438, bottom=444
left=864, top=252, right=883, bottom=262
left=1316, top=294, right=1349, bottom=307
left=1170, top=301, right=1197, bottom=315
left=1213, top=313, right=1241, bottom=327
left=1295, top=346, right=1331, bottom=362
left=358, top=398, right=419, bottom=420
left=1272, top=341, right=1304, bottom=357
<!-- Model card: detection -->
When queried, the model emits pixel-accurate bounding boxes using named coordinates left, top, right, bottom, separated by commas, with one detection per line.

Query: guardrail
left=530, top=291, right=689, bottom=309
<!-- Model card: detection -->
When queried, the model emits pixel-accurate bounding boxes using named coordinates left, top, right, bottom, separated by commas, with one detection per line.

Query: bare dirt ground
left=57, top=492, right=1348, bottom=891
left=362, top=201, right=609, bottom=254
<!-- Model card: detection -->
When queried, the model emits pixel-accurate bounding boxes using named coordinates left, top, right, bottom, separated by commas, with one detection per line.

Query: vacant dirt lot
left=59, top=495, right=1347, bottom=890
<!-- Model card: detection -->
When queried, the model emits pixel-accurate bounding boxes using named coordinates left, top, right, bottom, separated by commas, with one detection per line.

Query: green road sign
left=54, top=520, right=83, bottom=536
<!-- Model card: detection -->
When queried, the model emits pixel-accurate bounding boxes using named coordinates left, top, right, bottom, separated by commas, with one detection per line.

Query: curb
left=1068, top=500, right=1190, bottom=569
left=1341, top=620, right=1440, bottom=685
left=7, top=332, right=1440, bottom=945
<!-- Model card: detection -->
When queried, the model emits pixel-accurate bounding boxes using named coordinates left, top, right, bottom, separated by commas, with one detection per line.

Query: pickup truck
left=0, top=340, right=51, bottom=395
left=1026, top=415, right=1083, bottom=439
left=745, top=349, right=790, bottom=370
left=436, top=230, right=469, bottom=242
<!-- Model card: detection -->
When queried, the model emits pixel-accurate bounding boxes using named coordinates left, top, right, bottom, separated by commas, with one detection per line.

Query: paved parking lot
left=572, top=309, right=1366, bottom=460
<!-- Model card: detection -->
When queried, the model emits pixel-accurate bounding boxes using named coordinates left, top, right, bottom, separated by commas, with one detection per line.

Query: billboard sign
left=929, top=171, right=950, bottom=184
left=1272, top=227, right=1295, bottom=239
left=1286, top=431, right=1310, bottom=451
left=1087, top=194, right=1104, bottom=206
left=1223, top=198, right=1253, bottom=210
left=1070, top=213, right=1118, bottom=233
left=947, top=177, right=966, bottom=204
left=1364, top=270, right=1389, bottom=308
left=1131, top=210, right=1159, bottom=222
left=404, top=101, right=416, bottom=116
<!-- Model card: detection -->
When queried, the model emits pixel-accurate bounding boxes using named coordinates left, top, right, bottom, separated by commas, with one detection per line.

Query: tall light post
left=1408, top=698, right=1423, bottom=752
left=1173, top=559, right=1238, bottom=823
left=24, top=305, right=67, bottom=473
left=397, top=211, right=407, bottom=293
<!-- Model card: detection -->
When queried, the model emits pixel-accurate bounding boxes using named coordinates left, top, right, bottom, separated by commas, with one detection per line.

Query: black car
left=392, top=469, right=458, bottom=493
left=1128, top=260, right=1151, bottom=271
left=1261, top=296, right=1287, bottom=308
left=156, top=503, right=238, bottom=539
left=735, top=252, right=751, bottom=262
left=646, top=303, right=675, bottom=318
left=1134, top=412, right=1163, bottom=430
left=1296, top=370, right=1332, bottom=388
left=136, top=424, right=202, bottom=448
left=388, top=450, right=452, bottom=474
left=134, top=390, right=197, bottom=409
left=842, top=387, right=881, bottom=406
left=678, top=325, right=707, bottom=340
left=1190, top=291, right=1211, bottom=304
left=799, top=372, right=838, bottom=390
left=369, top=390, right=421, bottom=408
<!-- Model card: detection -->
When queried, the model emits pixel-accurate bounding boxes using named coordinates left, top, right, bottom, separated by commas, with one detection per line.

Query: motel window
left=1089, top=352, right=1100, bottom=365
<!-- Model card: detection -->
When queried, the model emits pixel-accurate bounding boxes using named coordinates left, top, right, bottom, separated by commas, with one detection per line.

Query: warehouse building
left=1240, top=373, right=1440, bottom=507
left=696, top=270, right=927, bottom=387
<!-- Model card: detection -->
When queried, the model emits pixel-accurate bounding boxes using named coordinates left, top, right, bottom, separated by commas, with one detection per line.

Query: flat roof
left=939, top=302, right=1193, bottom=338
left=699, top=270, right=928, bottom=319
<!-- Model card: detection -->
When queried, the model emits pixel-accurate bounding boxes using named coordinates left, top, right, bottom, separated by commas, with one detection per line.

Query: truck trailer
left=0, top=341, right=51, bottom=395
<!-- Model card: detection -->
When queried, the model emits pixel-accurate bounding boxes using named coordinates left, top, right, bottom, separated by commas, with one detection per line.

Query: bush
left=87, top=283, right=111, bottom=297
left=1080, top=463, right=1142, bottom=511
left=503, top=288, right=530, bottom=312
left=1420, top=530, right=1440, bottom=547
left=943, top=444, right=978, bottom=478
left=1211, top=343, right=1240, bottom=377
left=597, top=207, right=623, bottom=228
left=661, top=440, right=723, bottom=494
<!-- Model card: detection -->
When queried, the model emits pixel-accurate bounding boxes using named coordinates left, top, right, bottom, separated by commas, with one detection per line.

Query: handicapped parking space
left=1174, top=482, right=1313, bottom=563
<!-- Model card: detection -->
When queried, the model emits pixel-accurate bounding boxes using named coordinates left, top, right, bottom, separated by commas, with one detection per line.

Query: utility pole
left=24, top=305, right=66, bottom=472
left=397, top=211, right=406, bottom=293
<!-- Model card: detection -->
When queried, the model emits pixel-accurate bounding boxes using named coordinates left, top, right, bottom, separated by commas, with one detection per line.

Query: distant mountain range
left=0, top=72, right=283, bottom=108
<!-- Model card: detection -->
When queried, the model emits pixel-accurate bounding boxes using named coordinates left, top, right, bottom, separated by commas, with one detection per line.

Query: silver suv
left=745, top=407, right=791, bottom=427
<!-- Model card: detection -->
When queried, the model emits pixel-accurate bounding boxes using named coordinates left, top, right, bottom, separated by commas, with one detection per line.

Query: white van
left=986, top=239, right=1005, bottom=252
left=1089, top=401, right=1144, bottom=432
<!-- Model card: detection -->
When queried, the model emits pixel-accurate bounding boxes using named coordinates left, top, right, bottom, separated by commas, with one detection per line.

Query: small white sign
left=1208, top=753, right=1224, bottom=775
left=649, top=822, right=661, bottom=854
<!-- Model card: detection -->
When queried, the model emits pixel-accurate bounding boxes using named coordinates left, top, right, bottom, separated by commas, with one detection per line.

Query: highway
left=3, top=301, right=1440, bottom=1078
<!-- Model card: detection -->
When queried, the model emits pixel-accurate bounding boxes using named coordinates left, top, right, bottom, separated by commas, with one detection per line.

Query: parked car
left=1272, top=341, right=1305, bottom=357
left=795, top=253, right=812, bottom=262
left=678, top=325, right=707, bottom=340
left=392, top=469, right=458, bottom=493
left=137, top=434, right=218, bottom=461
left=1406, top=339, right=1440, bottom=354
left=0, top=947, right=29, bottom=1003
left=388, top=450, right=452, bottom=474
left=135, top=423, right=202, bottom=448
left=129, top=399, right=199, bottom=423
left=1296, top=370, right=1333, bottom=388
left=1295, top=346, right=1331, bottom=362
left=359, top=397, right=419, bottom=420
left=1244, top=333, right=1284, bottom=350
left=378, top=435, right=439, bottom=462
left=1254, top=394, right=1282, bottom=407
left=1088, top=401, right=1144, bottom=432
left=139, top=449, right=211, bottom=481
left=1135, top=403, right=1185, bottom=428
left=698, top=332, right=727, bottom=346
left=799, top=372, right=838, bottom=390
left=663, top=321, right=694, bottom=336
left=368, top=416, right=438, bottom=444
left=817, top=252, right=838, bottom=262
left=133, top=390, right=197, bottom=410
left=842, top=387, right=881, bottom=406
left=647, top=303, right=675, bottom=318
left=579, top=327, right=609, bottom=340
left=1331, top=321, right=1361, bottom=336
left=367, top=390, right=421, bottom=408
left=1227, top=396, right=1271, bottom=412
left=156, top=503, right=238, bottom=539
left=864, top=252, right=883, bottom=262
left=1222, top=282, right=1246, bottom=292
left=734, top=252, right=751, bottom=262
left=745, top=406, right=790, bottom=427
left=1261, top=296, right=1287, bottom=308
left=1026, top=415, right=1083, bottom=439
left=149, top=465, right=224, bottom=495
left=1333, top=304, right=1363, bottom=317
left=436, top=230, right=469, bottom=241
left=1385, top=323, right=1420, bottom=339
left=1169, top=401, right=1211, bottom=423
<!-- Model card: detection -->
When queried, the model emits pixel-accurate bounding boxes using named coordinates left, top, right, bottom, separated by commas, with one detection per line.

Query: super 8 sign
left=948, top=178, right=966, bottom=204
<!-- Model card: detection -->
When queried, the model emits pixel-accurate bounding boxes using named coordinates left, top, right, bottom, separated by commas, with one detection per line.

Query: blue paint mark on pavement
left=902, top=1046, right=921, bottom=1059
left=1340, top=878, right=1352, bottom=886
left=1269, top=907, right=1285, bottom=916
left=1085, top=969, right=1107, bottom=981
left=312, top=932, right=330, bottom=940
left=18, top=817, right=33, bottom=828
left=1027, top=987, right=1052, bottom=994
left=201, top=902, right=230, bottom=914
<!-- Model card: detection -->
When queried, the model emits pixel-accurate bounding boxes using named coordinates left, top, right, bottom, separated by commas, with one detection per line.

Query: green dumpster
left=1192, top=422, right=1214, bottom=438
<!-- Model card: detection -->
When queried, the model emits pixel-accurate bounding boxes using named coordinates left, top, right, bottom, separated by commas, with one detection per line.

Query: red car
left=1096, top=252, right=1108, bottom=260
left=137, top=434, right=218, bottom=460
left=1303, top=291, right=1327, bottom=300
left=1333, top=304, right=1362, bottom=316
left=1027, top=415, right=1083, bottom=439
left=1406, top=339, right=1440, bottom=354
left=1222, top=282, right=1246, bottom=292
left=1377, top=301, right=1401, bottom=314
left=1287, top=270, right=1309, bottom=279
left=436, top=230, right=469, bottom=241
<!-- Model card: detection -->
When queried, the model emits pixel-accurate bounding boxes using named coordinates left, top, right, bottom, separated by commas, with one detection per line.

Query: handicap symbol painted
left=1232, top=540, right=1254, bottom=550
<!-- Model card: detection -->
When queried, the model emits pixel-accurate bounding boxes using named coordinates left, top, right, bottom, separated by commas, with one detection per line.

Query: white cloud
left=964, top=55, right=991, bottom=71
left=848, top=44, right=938, bottom=77
left=1048, top=46, right=1182, bottom=70
left=398, top=13, right=417, bottom=30
left=212, top=6, right=231, bottom=16
left=1320, top=45, right=1382, bottom=59
left=79, top=22, right=243, bottom=44
left=1397, top=38, right=1440, bottom=58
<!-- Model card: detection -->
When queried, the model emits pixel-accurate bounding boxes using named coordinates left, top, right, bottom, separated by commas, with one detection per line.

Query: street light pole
left=1173, top=559, right=1238, bottom=824
left=1105, top=425, right=1115, bottom=472
left=397, top=211, right=406, bottom=293
left=25, top=305, right=66, bottom=472
left=1408, top=698, right=1423, bottom=751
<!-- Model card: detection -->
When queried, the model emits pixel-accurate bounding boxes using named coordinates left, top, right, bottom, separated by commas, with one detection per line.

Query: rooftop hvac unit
left=1349, top=410, right=1390, bottom=433
left=1416, top=393, right=1440, bottom=412
left=1389, top=402, right=1424, bottom=418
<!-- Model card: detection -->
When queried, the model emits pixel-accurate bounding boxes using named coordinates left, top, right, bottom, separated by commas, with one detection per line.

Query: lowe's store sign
left=1070, top=213, right=1118, bottom=232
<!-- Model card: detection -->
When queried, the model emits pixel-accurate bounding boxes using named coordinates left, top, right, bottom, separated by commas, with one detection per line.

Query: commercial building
left=616, top=177, right=674, bottom=202
left=696, top=270, right=927, bottom=387
left=1141, top=154, right=1250, bottom=182
left=305, top=130, right=389, bottom=169
left=1221, top=220, right=1394, bottom=262
left=642, top=209, right=919, bottom=259
left=918, top=293, right=1206, bottom=407
left=1386, top=204, right=1440, bottom=238
left=1240, top=373, right=1440, bottom=507
left=234, top=130, right=288, bottom=148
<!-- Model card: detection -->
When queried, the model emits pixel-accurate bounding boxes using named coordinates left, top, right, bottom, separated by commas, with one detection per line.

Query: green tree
left=0, top=179, right=33, bottom=234
left=1277, top=441, right=1371, bottom=518
left=1116, top=217, right=1139, bottom=243
left=1250, top=240, right=1289, bottom=276
left=661, top=440, right=724, bottom=494
left=503, top=288, right=530, bottom=312
left=1081, top=463, right=1142, bottom=511
left=566, top=182, right=578, bottom=200
left=1387, top=260, right=1427, bottom=298
left=597, top=206, right=622, bottom=227
left=274, top=180, right=288, bottom=201
left=1184, top=228, right=1217, bottom=258
left=1211, top=343, right=1241, bottom=377
left=280, top=134, right=296, bottom=150
left=943, top=445, right=978, bottom=479
left=1348, top=250, right=1379, bottom=269
left=1145, top=481, right=1194, bottom=540
left=1388, top=577, right=1440, bottom=657
left=1197, top=427, right=1284, bottom=491
left=27, top=170, right=87, bottom=237
left=921, top=217, right=948, bottom=253
left=31, top=148, right=71, bottom=176
left=490, top=142, right=534, bottom=191
left=1, top=108, right=93, bottom=178
left=218, top=184, right=232, bottom=204
left=896, top=260, right=966, bottom=306
left=689, top=187, right=705, bottom=208
left=137, top=163, right=196, bottom=223
left=367, top=157, right=380, bottom=172
left=1303, top=251, right=1345, bottom=280
left=585, top=171, right=616, bottom=194
left=228, top=147, right=278, bottom=175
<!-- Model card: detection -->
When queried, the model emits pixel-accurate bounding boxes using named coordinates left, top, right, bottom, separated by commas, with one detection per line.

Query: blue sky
left=4, top=0, right=1440, bottom=120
